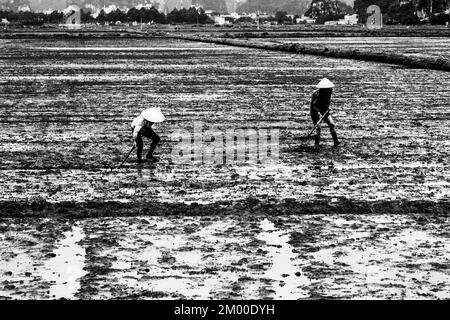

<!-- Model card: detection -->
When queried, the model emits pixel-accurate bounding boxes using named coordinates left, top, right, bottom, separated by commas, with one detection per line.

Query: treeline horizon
left=354, top=0, right=450, bottom=24
left=0, top=7, right=314, bottom=26
left=1, top=3, right=449, bottom=26
left=1, top=7, right=212, bottom=26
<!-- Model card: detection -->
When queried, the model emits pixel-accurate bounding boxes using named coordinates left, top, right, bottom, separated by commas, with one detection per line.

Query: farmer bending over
left=310, top=78, right=340, bottom=147
left=131, top=107, right=165, bottom=163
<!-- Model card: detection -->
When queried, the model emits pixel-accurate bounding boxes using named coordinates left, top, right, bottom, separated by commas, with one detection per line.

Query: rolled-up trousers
left=310, top=109, right=339, bottom=145
left=135, top=126, right=160, bottom=159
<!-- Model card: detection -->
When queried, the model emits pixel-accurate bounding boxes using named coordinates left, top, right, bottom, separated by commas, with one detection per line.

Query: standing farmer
left=310, top=78, right=340, bottom=147
left=131, top=107, right=165, bottom=163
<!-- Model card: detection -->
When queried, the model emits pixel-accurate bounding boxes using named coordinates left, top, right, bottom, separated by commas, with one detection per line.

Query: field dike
left=0, top=30, right=154, bottom=39
left=168, top=33, right=450, bottom=72
left=0, top=198, right=449, bottom=218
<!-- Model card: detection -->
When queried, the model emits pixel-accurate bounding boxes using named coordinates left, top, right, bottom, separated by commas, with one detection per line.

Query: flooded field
left=0, top=37, right=449, bottom=299
left=266, top=37, right=450, bottom=60
left=1, top=214, right=449, bottom=299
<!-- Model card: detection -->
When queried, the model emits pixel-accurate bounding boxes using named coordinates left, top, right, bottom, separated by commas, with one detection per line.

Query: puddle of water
left=257, top=218, right=310, bottom=299
left=99, top=218, right=243, bottom=299
left=148, top=272, right=239, bottom=299
left=111, top=260, right=132, bottom=271
left=0, top=250, right=37, bottom=299
left=333, top=162, right=445, bottom=171
left=311, top=218, right=450, bottom=299
left=42, top=224, right=86, bottom=299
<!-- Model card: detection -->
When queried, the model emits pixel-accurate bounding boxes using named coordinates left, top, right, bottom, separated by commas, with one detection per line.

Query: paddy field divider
left=167, top=33, right=450, bottom=72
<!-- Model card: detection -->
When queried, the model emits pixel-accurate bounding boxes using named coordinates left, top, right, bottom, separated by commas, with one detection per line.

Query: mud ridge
left=0, top=198, right=449, bottom=218
left=168, top=34, right=450, bottom=72
left=0, top=30, right=162, bottom=39
left=213, top=27, right=450, bottom=38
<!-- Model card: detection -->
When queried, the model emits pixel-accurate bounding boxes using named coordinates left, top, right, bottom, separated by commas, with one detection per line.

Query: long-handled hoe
left=296, top=109, right=330, bottom=142
left=112, top=145, right=135, bottom=171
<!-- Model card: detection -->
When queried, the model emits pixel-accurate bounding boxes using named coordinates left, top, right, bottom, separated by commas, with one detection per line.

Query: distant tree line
left=354, top=0, right=450, bottom=25
left=0, top=10, right=48, bottom=26
left=0, top=7, right=308, bottom=27
left=0, top=6, right=214, bottom=26
left=1, top=1, right=449, bottom=27
left=304, top=0, right=354, bottom=24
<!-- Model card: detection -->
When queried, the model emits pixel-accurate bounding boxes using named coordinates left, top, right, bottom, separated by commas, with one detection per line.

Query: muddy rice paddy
left=266, top=37, right=450, bottom=60
left=0, top=37, right=449, bottom=299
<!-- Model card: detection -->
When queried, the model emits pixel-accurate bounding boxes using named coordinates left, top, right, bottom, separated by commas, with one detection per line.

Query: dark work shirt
left=310, top=89, right=331, bottom=114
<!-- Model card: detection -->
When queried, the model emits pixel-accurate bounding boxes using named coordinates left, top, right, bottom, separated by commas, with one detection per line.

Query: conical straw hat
left=316, top=78, right=335, bottom=89
left=141, top=107, right=165, bottom=123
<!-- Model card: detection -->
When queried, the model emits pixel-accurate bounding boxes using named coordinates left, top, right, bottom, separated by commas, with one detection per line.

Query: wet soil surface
left=265, top=37, right=450, bottom=60
left=0, top=38, right=449, bottom=205
left=1, top=214, right=449, bottom=299
left=0, top=37, right=449, bottom=299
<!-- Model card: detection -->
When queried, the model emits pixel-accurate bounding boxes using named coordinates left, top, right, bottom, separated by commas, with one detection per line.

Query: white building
left=296, top=15, right=316, bottom=24
left=1, top=17, right=9, bottom=29
left=332, top=14, right=359, bottom=25
left=226, top=12, right=241, bottom=20
left=214, top=16, right=230, bottom=26
left=344, top=14, right=358, bottom=25
left=205, top=10, right=219, bottom=16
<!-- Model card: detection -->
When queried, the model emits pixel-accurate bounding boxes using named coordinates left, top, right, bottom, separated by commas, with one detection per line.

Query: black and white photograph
left=0, top=0, right=449, bottom=308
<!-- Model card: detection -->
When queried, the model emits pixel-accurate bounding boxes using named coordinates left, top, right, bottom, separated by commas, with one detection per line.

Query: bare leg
left=135, top=134, right=144, bottom=162
left=310, top=110, right=321, bottom=146
left=147, top=134, right=160, bottom=158
left=142, top=127, right=161, bottom=158
left=325, top=115, right=339, bottom=146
